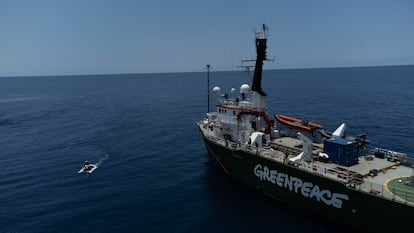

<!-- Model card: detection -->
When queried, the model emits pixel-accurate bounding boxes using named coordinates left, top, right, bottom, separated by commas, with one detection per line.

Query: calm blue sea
left=1, top=65, right=413, bottom=233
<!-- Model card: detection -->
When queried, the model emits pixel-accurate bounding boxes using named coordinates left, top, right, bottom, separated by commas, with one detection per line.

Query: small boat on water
left=78, top=164, right=97, bottom=174
left=275, top=114, right=323, bottom=132
left=78, top=160, right=98, bottom=174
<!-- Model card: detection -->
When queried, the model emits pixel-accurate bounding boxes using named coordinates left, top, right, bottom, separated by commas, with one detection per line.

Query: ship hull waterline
left=200, top=131, right=413, bottom=233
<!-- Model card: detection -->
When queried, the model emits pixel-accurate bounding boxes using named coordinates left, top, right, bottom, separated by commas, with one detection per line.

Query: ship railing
left=347, top=172, right=364, bottom=185
left=279, top=157, right=414, bottom=206
left=237, top=101, right=254, bottom=108
left=297, top=162, right=352, bottom=183
left=204, top=134, right=242, bottom=150
left=228, top=140, right=241, bottom=149
left=351, top=179, right=414, bottom=207
left=388, top=186, right=414, bottom=205
left=312, top=165, right=414, bottom=207
left=244, top=143, right=260, bottom=153
left=217, top=99, right=240, bottom=108
left=205, top=134, right=414, bottom=206
left=402, top=156, right=414, bottom=167
left=294, top=160, right=414, bottom=206
left=228, top=140, right=276, bottom=157
left=205, top=134, right=224, bottom=144
left=218, top=115, right=238, bottom=124
left=206, top=112, right=218, bottom=122
left=295, top=162, right=365, bottom=185
left=204, top=133, right=272, bottom=153
left=218, top=138, right=283, bottom=160
left=270, top=142, right=301, bottom=157
left=205, top=131, right=414, bottom=207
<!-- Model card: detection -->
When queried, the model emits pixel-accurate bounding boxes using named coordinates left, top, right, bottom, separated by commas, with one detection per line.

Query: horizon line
left=1, top=64, right=413, bottom=78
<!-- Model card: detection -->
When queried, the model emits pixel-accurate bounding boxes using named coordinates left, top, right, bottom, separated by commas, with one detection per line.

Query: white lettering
left=276, top=173, right=285, bottom=187
left=319, top=189, right=332, bottom=206
left=253, top=164, right=349, bottom=208
left=284, top=175, right=292, bottom=190
left=254, top=164, right=263, bottom=179
left=292, top=177, right=303, bottom=193
left=331, top=193, right=349, bottom=209
left=301, top=182, right=312, bottom=197
left=310, top=185, right=321, bottom=201
left=263, top=166, right=270, bottom=182
left=269, top=170, right=277, bottom=184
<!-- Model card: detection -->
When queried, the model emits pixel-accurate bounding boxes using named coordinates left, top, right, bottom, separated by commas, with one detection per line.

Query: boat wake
left=95, top=152, right=109, bottom=168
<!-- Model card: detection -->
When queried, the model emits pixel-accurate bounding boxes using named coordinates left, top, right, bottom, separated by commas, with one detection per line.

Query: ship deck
left=271, top=136, right=414, bottom=206
left=198, top=120, right=414, bottom=207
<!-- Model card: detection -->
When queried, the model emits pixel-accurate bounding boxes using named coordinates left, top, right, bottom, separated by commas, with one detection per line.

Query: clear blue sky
left=1, top=0, right=413, bottom=76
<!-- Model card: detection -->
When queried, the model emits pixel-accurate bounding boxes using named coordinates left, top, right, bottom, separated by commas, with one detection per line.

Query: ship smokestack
left=252, top=24, right=268, bottom=96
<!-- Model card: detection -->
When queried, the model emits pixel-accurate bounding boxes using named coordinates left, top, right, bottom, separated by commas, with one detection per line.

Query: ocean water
left=0, top=65, right=413, bottom=233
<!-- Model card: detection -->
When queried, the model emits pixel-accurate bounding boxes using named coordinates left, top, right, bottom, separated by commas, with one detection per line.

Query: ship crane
left=289, top=132, right=313, bottom=162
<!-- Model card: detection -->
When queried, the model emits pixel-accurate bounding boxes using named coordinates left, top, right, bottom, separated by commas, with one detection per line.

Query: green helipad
left=385, top=176, right=414, bottom=204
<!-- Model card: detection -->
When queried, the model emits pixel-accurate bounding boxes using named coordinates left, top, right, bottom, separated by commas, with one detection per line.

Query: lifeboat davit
left=275, top=114, right=323, bottom=132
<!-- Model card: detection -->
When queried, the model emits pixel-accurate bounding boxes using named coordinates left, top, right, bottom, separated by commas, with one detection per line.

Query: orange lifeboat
left=275, top=114, right=323, bottom=132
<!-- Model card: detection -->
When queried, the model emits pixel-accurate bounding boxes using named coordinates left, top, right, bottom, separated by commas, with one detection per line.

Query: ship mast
left=206, top=64, right=211, bottom=113
left=251, top=24, right=268, bottom=97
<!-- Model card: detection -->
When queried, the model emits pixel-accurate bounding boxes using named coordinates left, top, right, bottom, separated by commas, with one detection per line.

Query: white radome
left=213, top=86, right=221, bottom=96
left=240, top=84, right=250, bottom=94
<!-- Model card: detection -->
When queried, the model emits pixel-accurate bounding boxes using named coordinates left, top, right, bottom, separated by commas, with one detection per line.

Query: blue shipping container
left=324, top=137, right=358, bottom=166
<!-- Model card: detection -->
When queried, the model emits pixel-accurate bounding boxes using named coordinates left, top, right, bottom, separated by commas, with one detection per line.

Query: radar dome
left=240, top=84, right=250, bottom=94
left=231, top=88, right=236, bottom=94
left=212, top=86, right=221, bottom=96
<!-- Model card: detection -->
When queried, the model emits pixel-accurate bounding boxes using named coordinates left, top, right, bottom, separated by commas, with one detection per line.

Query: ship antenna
left=238, top=59, right=254, bottom=82
left=206, top=64, right=211, bottom=113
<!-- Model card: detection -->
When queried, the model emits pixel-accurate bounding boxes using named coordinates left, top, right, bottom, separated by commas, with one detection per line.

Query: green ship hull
left=201, top=133, right=413, bottom=233
left=198, top=24, right=414, bottom=233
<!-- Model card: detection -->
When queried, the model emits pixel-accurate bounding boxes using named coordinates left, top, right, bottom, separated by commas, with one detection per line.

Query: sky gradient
left=1, top=0, right=414, bottom=76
